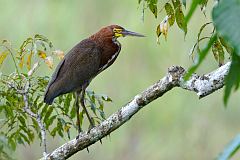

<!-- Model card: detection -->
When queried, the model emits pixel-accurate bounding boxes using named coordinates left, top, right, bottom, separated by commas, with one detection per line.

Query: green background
left=0, top=0, right=240, bottom=159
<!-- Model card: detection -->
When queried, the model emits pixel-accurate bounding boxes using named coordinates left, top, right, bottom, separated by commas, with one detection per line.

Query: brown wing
left=44, top=39, right=102, bottom=104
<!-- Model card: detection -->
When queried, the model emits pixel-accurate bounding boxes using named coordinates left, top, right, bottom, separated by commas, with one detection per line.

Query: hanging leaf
left=19, top=56, right=25, bottom=69
left=164, top=3, right=175, bottom=26
left=212, top=39, right=225, bottom=66
left=26, top=51, right=33, bottom=70
left=34, top=34, right=53, bottom=48
left=200, top=0, right=208, bottom=12
left=171, top=0, right=181, bottom=9
left=174, top=1, right=187, bottom=35
left=101, top=94, right=112, bottom=102
left=148, top=0, right=158, bottom=18
left=38, top=50, right=47, bottom=59
left=156, top=16, right=170, bottom=43
left=185, top=34, right=217, bottom=80
left=19, top=37, right=33, bottom=56
left=0, top=50, right=9, bottom=66
left=219, top=37, right=233, bottom=55
left=64, top=124, right=70, bottom=133
left=156, top=25, right=161, bottom=37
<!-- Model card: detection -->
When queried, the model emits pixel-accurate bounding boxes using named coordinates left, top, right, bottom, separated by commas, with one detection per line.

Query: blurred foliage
left=139, top=0, right=240, bottom=158
left=0, top=134, right=14, bottom=160
left=0, top=35, right=111, bottom=158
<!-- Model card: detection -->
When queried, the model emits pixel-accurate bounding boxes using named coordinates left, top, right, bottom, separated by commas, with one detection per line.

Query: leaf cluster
left=0, top=35, right=112, bottom=156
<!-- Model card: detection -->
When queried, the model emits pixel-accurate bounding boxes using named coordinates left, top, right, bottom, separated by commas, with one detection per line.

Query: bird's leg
left=80, top=84, right=95, bottom=131
left=75, top=91, right=82, bottom=138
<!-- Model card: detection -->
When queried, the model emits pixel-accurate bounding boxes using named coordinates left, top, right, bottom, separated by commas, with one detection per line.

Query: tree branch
left=21, top=79, right=48, bottom=158
left=42, top=62, right=230, bottom=160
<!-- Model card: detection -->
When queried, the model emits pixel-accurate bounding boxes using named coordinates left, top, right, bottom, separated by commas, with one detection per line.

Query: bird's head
left=92, top=25, right=145, bottom=40
left=110, top=25, right=145, bottom=38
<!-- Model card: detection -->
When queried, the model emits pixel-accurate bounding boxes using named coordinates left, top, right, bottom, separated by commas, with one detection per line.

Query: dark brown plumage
left=44, top=24, right=144, bottom=132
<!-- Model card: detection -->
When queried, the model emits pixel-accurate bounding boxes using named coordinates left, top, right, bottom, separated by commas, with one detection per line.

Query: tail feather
left=44, top=91, right=54, bottom=105
left=44, top=85, right=57, bottom=105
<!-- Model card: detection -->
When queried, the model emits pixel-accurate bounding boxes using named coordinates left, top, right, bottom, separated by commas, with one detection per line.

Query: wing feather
left=44, top=39, right=101, bottom=104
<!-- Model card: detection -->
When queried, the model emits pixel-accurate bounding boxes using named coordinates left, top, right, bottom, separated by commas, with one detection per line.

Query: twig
left=19, top=79, right=48, bottom=159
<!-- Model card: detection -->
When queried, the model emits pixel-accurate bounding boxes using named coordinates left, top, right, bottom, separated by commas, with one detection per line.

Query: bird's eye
left=113, top=28, right=122, bottom=33
left=113, top=28, right=123, bottom=38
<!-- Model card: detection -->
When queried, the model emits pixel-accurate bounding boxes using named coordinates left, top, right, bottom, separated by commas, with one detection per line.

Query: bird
left=44, top=24, right=144, bottom=134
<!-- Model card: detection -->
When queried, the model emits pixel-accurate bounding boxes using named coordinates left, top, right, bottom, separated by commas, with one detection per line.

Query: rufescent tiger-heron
left=44, top=25, right=144, bottom=134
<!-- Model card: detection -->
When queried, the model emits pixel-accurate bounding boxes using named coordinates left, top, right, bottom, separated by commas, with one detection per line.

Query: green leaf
left=19, top=132, right=30, bottom=145
left=217, top=134, right=240, bottom=160
left=165, top=3, right=175, bottom=26
left=200, top=0, right=208, bottom=11
left=212, top=0, right=240, bottom=55
left=40, top=104, right=48, bottom=118
left=18, top=116, right=26, bottom=127
left=43, top=106, right=53, bottom=124
left=50, top=127, right=58, bottom=137
left=185, top=34, right=217, bottom=79
left=70, top=103, right=76, bottom=119
left=57, top=118, right=64, bottom=137
left=219, top=36, right=233, bottom=55
left=224, top=54, right=240, bottom=105
left=101, top=94, right=112, bottom=102
left=45, top=115, right=57, bottom=130
left=64, top=94, right=72, bottom=114
left=4, top=105, right=14, bottom=118
left=171, top=0, right=181, bottom=9
left=79, top=110, right=85, bottom=127
left=19, top=37, right=33, bottom=55
left=174, top=2, right=187, bottom=35
left=148, top=0, right=158, bottom=18
left=31, top=118, right=40, bottom=133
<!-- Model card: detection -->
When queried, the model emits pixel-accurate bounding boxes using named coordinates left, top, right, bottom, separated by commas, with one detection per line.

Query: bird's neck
left=89, top=34, right=121, bottom=71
